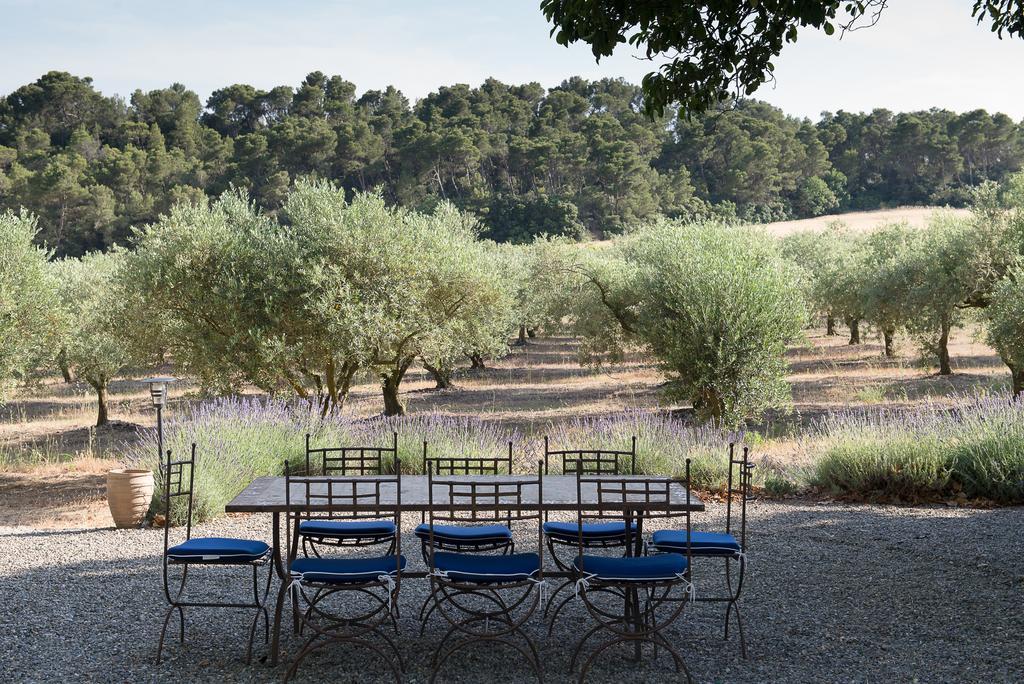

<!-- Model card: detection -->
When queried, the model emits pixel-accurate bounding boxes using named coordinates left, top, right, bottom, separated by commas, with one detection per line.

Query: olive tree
left=52, top=251, right=134, bottom=426
left=571, top=219, right=807, bottom=426
left=126, top=191, right=353, bottom=411
left=0, top=211, right=56, bottom=400
left=986, top=269, right=1024, bottom=395
left=781, top=224, right=866, bottom=342
left=859, top=223, right=919, bottom=357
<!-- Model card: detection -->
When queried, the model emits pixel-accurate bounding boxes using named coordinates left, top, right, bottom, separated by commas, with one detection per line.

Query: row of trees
left=3, top=71, right=1023, bottom=257
left=5, top=176, right=1024, bottom=428
left=782, top=176, right=1024, bottom=392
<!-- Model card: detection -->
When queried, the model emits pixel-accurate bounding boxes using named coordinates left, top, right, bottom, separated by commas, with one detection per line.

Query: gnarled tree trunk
left=846, top=317, right=861, bottom=345
left=422, top=361, right=454, bottom=390
left=883, top=327, right=896, bottom=358
left=469, top=353, right=486, bottom=370
left=514, top=325, right=528, bottom=346
left=826, top=315, right=836, bottom=336
left=381, top=357, right=414, bottom=416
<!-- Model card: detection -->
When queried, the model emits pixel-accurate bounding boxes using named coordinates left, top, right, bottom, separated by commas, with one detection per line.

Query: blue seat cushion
left=299, top=519, right=396, bottom=539
left=433, top=551, right=540, bottom=583
left=166, top=537, right=270, bottom=563
left=543, top=521, right=636, bottom=543
left=649, top=530, right=742, bottom=557
left=415, top=523, right=512, bottom=545
left=291, top=555, right=406, bottom=584
left=573, top=553, right=687, bottom=582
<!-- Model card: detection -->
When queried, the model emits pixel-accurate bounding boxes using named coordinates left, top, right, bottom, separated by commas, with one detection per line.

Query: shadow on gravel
left=1, top=504, right=1021, bottom=682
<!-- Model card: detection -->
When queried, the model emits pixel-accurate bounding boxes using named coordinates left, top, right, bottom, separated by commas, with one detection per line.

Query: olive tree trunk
left=1009, top=363, right=1024, bottom=397
left=57, top=349, right=74, bottom=383
left=381, top=357, right=414, bottom=416
left=883, top=328, right=896, bottom=358
left=88, top=376, right=109, bottom=427
left=937, top=318, right=952, bottom=376
left=846, top=317, right=861, bottom=345
left=826, top=315, right=836, bottom=336
left=469, top=353, right=486, bottom=370
left=422, top=361, right=454, bottom=390
left=514, top=325, right=528, bottom=346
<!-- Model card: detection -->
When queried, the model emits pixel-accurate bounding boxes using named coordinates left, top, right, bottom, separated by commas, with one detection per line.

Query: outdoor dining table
left=225, top=474, right=705, bottom=665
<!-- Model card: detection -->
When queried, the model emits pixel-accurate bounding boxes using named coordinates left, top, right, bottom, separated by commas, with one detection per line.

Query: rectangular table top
left=225, top=475, right=704, bottom=513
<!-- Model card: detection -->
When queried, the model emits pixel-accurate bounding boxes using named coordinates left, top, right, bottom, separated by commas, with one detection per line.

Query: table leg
left=269, top=511, right=288, bottom=667
left=632, top=511, right=645, bottom=661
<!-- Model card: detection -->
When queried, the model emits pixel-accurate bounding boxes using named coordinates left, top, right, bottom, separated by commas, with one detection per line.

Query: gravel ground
left=1, top=501, right=1022, bottom=683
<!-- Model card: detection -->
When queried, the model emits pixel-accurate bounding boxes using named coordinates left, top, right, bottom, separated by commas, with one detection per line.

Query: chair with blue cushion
left=569, top=463, right=696, bottom=683
left=542, top=436, right=637, bottom=632
left=155, top=444, right=273, bottom=664
left=415, top=441, right=517, bottom=632
left=424, top=460, right=546, bottom=683
left=648, top=443, right=753, bottom=656
left=296, top=432, right=399, bottom=557
left=277, top=457, right=405, bottom=683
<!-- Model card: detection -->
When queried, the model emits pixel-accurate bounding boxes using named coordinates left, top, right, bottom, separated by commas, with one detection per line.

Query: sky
left=2, top=0, right=1024, bottom=119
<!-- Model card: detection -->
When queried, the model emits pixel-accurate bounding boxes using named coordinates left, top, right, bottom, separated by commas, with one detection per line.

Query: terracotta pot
left=106, top=469, right=154, bottom=528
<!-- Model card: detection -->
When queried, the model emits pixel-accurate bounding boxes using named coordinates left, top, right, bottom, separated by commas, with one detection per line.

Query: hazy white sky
left=2, top=0, right=1023, bottom=119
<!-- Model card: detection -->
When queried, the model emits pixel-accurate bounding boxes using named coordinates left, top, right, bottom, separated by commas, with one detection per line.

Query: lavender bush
left=541, top=410, right=741, bottom=487
left=132, top=398, right=749, bottom=524
left=809, top=393, right=1024, bottom=502
left=132, top=398, right=521, bottom=524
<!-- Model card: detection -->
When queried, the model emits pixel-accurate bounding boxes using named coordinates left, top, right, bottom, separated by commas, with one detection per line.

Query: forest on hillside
left=1, top=70, right=1022, bottom=256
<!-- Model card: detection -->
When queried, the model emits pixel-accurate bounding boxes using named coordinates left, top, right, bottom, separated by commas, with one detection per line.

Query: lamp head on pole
left=143, top=376, right=176, bottom=408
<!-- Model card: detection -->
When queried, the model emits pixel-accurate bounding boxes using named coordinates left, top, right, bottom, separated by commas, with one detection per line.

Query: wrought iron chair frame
left=156, top=443, right=273, bottom=665
left=417, top=441, right=517, bottom=631
left=424, top=461, right=546, bottom=683
left=542, top=436, right=637, bottom=632
left=279, top=456, right=404, bottom=683
left=570, top=465, right=695, bottom=683
left=651, top=443, right=753, bottom=657
left=298, top=432, right=400, bottom=557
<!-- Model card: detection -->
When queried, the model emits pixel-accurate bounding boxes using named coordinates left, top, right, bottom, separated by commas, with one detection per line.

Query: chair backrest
left=725, top=443, right=754, bottom=551
left=162, top=443, right=197, bottom=554
left=305, top=431, right=398, bottom=476
left=543, top=435, right=637, bottom=475
left=422, top=440, right=514, bottom=476
left=575, top=462, right=693, bottom=564
left=284, top=454, right=402, bottom=567
left=426, top=460, right=544, bottom=572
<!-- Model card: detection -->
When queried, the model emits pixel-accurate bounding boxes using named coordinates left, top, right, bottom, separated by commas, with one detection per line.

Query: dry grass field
left=759, top=206, right=971, bottom=236
left=0, top=321, right=1009, bottom=528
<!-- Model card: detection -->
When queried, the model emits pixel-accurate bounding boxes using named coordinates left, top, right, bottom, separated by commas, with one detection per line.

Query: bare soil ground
left=0, top=321, right=1009, bottom=529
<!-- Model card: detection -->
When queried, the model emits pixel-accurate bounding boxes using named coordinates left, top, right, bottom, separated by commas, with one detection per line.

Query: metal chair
left=648, top=443, right=753, bottom=656
left=415, top=441, right=516, bottom=632
left=155, top=443, right=273, bottom=664
left=424, top=460, right=546, bottom=683
left=542, top=436, right=637, bottom=632
left=569, top=463, right=696, bottom=683
left=296, top=432, right=399, bottom=557
left=278, top=457, right=405, bottom=683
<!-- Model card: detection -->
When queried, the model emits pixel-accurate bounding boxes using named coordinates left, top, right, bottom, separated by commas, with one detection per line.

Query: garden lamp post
left=143, top=376, right=176, bottom=460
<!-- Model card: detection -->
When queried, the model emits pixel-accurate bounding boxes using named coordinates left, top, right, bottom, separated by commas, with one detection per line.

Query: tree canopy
left=540, top=1, right=1024, bottom=116
left=3, top=71, right=1023, bottom=256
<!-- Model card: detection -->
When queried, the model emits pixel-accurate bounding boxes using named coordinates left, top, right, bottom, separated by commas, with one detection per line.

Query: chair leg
left=155, top=604, right=180, bottom=664
left=270, top=581, right=290, bottom=667
left=723, top=555, right=748, bottom=657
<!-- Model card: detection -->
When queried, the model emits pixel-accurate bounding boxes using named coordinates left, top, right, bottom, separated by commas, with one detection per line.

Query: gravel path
left=1, top=501, right=1022, bottom=683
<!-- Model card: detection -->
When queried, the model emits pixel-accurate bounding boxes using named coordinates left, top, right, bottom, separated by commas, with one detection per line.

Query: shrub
left=809, top=395, right=1024, bottom=503
left=136, top=398, right=522, bottom=524
left=542, top=410, right=740, bottom=489
left=571, top=219, right=808, bottom=426
left=135, top=399, right=754, bottom=525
